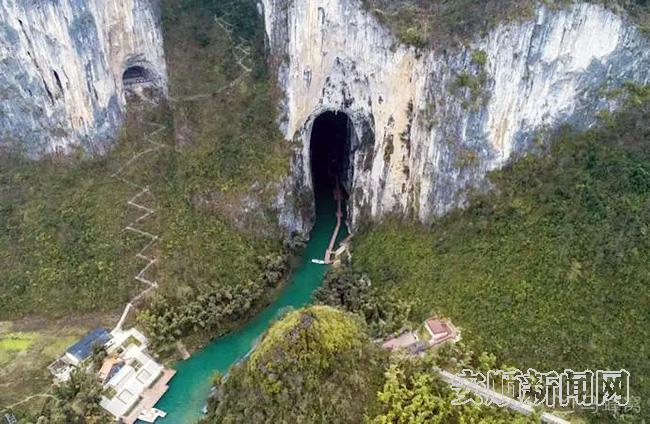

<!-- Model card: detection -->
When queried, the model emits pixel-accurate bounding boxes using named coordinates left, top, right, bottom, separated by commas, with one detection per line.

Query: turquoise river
left=153, top=187, right=346, bottom=423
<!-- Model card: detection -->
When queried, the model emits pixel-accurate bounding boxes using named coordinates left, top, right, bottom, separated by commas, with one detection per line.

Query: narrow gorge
left=1, top=1, right=649, bottom=422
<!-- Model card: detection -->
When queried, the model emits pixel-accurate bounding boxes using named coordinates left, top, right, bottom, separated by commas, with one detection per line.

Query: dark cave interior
left=122, top=65, right=151, bottom=85
left=310, top=111, right=352, bottom=200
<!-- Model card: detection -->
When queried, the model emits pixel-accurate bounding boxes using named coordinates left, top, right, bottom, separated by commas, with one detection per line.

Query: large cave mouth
left=310, top=111, right=352, bottom=202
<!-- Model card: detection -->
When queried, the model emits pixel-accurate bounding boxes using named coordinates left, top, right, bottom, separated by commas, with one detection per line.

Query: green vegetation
left=371, top=361, right=534, bottom=424
left=204, top=306, right=387, bottom=423
left=451, top=48, right=490, bottom=110
left=0, top=146, right=140, bottom=318
left=362, top=0, right=650, bottom=49
left=2, top=0, right=293, bottom=417
left=471, top=49, right=488, bottom=66
left=354, top=86, right=650, bottom=422
left=313, top=265, right=413, bottom=337
left=0, top=0, right=292, bottom=358
left=138, top=252, right=289, bottom=353
left=362, top=0, right=536, bottom=48
left=0, top=321, right=103, bottom=417
left=0, top=332, right=38, bottom=365
left=452, top=71, right=489, bottom=110
left=132, top=0, right=292, bottom=353
left=161, top=0, right=289, bottom=195
left=36, top=368, right=110, bottom=423
left=203, top=306, right=535, bottom=423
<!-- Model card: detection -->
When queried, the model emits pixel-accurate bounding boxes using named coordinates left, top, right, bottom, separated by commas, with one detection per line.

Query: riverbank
left=151, top=183, right=346, bottom=423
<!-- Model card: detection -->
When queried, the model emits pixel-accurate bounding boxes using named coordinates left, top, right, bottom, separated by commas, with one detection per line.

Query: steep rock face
left=0, top=0, right=167, bottom=157
left=263, top=0, right=650, bottom=234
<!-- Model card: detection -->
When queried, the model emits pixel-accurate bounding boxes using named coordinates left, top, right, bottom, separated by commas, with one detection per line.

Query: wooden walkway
left=112, top=11, right=250, bottom=332
left=324, top=179, right=343, bottom=264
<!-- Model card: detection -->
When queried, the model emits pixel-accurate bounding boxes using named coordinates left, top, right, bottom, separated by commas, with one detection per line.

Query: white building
left=99, top=328, right=175, bottom=424
left=100, top=345, right=163, bottom=417
left=48, top=328, right=112, bottom=383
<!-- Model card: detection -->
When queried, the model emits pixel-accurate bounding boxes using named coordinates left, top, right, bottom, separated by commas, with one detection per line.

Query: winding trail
left=111, top=123, right=167, bottom=332
left=112, top=13, right=254, bottom=331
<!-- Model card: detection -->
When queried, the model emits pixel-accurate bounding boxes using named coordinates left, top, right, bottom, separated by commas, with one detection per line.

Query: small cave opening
left=122, top=63, right=162, bottom=103
left=122, top=65, right=152, bottom=86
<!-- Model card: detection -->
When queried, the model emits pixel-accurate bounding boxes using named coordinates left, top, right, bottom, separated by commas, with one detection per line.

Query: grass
left=0, top=332, right=38, bottom=366
left=353, top=86, right=650, bottom=422
left=0, top=322, right=97, bottom=414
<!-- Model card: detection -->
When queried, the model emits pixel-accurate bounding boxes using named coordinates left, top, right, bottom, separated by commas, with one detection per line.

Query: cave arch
left=303, top=108, right=375, bottom=233
left=309, top=111, right=353, bottom=199
left=122, top=65, right=153, bottom=86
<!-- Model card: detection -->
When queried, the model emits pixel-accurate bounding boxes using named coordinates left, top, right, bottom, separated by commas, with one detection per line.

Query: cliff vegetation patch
left=362, top=0, right=650, bottom=49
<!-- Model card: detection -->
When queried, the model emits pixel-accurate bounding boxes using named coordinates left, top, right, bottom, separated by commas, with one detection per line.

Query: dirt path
left=4, top=393, right=56, bottom=410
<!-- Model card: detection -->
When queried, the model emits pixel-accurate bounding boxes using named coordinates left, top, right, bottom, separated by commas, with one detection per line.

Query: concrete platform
left=122, top=368, right=176, bottom=424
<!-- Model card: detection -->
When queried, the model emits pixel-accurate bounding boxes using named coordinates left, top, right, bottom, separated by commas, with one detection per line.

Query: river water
left=153, top=188, right=345, bottom=423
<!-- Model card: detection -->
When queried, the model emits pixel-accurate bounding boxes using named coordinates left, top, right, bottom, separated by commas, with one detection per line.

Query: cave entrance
left=122, top=65, right=152, bottom=86
left=309, top=111, right=352, bottom=258
left=310, top=111, right=352, bottom=200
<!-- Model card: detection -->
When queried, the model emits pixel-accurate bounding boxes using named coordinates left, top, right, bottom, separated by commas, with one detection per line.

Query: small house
left=48, top=328, right=112, bottom=382
left=99, top=328, right=175, bottom=423
left=64, top=328, right=112, bottom=366
left=424, top=318, right=458, bottom=347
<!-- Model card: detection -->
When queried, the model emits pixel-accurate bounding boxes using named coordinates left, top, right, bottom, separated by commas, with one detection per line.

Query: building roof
left=66, top=328, right=112, bottom=362
left=4, top=412, right=18, bottom=424
left=426, top=319, right=450, bottom=335
left=101, top=345, right=164, bottom=419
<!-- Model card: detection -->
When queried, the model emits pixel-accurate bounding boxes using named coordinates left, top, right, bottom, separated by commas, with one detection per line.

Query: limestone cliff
left=0, top=0, right=167, bottom=157
left=264, top=0, right=650, bottom=234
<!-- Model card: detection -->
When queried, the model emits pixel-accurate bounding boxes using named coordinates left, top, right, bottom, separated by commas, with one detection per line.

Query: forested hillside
left=0, top=0, right=291, bottom=413
left=203, top=306, right=534, bottom=423
left=354, top=85, right=650, bottom=422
